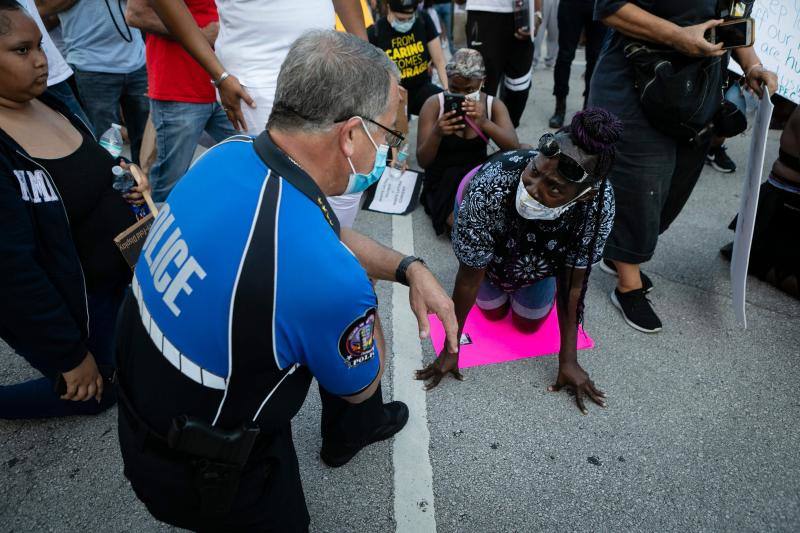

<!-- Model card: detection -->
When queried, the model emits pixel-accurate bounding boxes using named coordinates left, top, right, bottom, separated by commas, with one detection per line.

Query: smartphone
left=513, top=0, right=530, bottom=33
left=706, top=18, right=755, bottom=49
left=443, top=93, right=465, bottom=117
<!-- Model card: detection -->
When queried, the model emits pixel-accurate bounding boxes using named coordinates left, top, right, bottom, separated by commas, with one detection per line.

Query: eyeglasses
left=537, top=133, right=591, bottom=184
left=277, top=104, right=406, bottom=149
left=360, top=117, right=405, bottom=148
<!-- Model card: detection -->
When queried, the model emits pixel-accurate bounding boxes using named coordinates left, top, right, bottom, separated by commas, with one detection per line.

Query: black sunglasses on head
left=537, top=133, right=591, bottom=184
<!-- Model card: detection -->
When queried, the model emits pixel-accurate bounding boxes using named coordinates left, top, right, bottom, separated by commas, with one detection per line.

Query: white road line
left=391, top=213, right=437, bottom=533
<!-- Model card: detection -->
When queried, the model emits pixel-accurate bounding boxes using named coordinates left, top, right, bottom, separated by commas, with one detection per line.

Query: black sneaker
left=320, top=401, right=409, bottom=468
left=599, top=259, right=654, bottom=293
left=610, top=288, right=662, bottom=333
left=549, top=111, right=565, bottom=129
left=705, top=145, right=737, bottom=173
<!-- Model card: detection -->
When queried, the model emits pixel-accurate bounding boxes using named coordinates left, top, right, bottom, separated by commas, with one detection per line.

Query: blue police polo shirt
left=130, top=132, right=380, bottom=424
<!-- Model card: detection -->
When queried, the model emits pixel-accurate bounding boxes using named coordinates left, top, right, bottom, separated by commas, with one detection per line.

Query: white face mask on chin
left=514, top=180, right=592, bottom=221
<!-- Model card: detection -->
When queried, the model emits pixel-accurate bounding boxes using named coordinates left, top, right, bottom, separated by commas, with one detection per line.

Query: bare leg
left=614, top=260, right=643, bottom=293
left=511, top=311, right=548, bottom=332
left=477, top=300, right=510, bottom=321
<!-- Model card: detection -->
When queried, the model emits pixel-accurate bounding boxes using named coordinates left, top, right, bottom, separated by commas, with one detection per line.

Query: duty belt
left=117, top=382, right=263, bottom=515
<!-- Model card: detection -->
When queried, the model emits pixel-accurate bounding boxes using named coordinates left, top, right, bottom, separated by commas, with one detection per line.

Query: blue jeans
left=476, top=277, right=557, bottom=320
left=0, top=287, right=124, bottom=419
left=72, top=65, right=149, bottom=164
left=44, top=78, right=93, bottom=134
left=149, top=100, right=238, bottom=202
left=434, top=3, right=455, bottom=53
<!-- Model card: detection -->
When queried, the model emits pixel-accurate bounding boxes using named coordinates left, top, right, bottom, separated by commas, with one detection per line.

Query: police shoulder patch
left=338, top=308, right=377, bottom=368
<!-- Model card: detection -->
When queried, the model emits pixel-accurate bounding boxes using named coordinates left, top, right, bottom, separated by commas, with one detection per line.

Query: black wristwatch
left=396, top=256, right=426, bottom=286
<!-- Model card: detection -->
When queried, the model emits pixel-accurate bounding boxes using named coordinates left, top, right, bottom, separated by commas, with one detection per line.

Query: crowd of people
left=0, top=0, right=794, bottom=530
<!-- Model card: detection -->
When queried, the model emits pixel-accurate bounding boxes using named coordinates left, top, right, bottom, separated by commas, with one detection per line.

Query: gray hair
left=268, top=30, right=399, bottom=133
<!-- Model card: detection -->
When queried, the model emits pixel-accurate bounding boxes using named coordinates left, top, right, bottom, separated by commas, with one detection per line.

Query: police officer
left=115, top=30, right=458, bottom=531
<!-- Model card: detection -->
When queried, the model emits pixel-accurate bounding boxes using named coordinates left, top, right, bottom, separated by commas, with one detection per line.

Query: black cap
left=389, top=0, right=419, bottom=14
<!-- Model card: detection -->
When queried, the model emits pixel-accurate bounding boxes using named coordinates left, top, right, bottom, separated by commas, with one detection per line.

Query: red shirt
left=146, top=0, right=217, bottom=103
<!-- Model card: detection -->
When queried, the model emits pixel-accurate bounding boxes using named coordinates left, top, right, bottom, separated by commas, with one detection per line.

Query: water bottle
left=99, top=123, right=124, bottom=158
left=112, top=165, right=149, bottom=220
left=391, top=144, right=409, bottom=178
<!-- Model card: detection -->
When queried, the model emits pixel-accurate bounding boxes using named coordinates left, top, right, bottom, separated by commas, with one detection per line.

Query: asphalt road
left=2, top=53, right=799, bottom=532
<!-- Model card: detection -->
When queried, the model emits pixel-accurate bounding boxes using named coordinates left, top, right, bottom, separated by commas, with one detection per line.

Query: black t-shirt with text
left=368, top=13, right=440, bottom=89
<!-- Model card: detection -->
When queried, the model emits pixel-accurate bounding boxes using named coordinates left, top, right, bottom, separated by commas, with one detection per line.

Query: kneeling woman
left=0, top=3, right=149, bottom=418
left=416, top=109, right=621, bottom=414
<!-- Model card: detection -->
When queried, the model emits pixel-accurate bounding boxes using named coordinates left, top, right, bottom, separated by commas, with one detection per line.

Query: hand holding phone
left=443, top=93, right=466, bottom=117
left=705, top=17, right=755, bottom=49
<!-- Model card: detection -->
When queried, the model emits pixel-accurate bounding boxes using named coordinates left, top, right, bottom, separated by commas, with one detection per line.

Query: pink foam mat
left=428, top=305, right=594, bottom=368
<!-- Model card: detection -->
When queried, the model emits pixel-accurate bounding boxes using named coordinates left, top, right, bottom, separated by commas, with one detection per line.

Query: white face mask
left=514, top=180, right=591, bottom=221
left=465, top=86, right=482, bottom=102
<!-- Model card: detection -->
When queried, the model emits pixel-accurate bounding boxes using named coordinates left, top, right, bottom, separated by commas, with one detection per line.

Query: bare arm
left=416, top=96, right=443, bottom=169
left=416, top=95, right=464, bottom=168
left=126, top=0, right=170, bottom=36
left=149, top=0, right=254, bottom=131
left=733, top=45, right=778, bottom=98
left=333, top=0, right=368, bottom=40
left=551, top=267, right=606, bottom=414
left=427, top=37, right=449, bottom=91
left=480, top=98, right=519, bottom=150
left=340, top=228, right=459, bottom=353
left=414, top=262, right=483, bottom=389
left=35, top=0, right=78, bottom=17
left=602, top=3, right=725, bottom=57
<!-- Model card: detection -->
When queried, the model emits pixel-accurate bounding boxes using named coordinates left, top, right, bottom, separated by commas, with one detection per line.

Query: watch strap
left=396, top=256, right=425, bottom=286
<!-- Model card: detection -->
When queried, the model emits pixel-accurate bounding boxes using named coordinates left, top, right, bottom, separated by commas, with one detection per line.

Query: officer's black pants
left=552, top=0, right=606, bottom=105
left=319, top=381, right=386, bottom=453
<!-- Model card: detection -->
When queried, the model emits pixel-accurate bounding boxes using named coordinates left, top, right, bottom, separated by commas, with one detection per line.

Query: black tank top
left=34, top=128, right=135, bottom=291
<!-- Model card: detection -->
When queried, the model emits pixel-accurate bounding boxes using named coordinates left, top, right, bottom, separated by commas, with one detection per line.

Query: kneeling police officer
left=115, top=30, right=458, bottom=532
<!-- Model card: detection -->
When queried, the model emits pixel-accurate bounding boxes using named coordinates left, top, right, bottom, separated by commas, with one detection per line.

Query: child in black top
left=416, top=49, right=519, bottom=235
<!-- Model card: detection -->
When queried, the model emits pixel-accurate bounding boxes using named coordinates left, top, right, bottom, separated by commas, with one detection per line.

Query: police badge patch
left=338, top=308, right=377, bottom=368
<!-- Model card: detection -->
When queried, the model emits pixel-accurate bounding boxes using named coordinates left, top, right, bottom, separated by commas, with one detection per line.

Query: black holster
left=117, top=380, right=265, bottom=517
left=167, top=416, right=262, bottom=515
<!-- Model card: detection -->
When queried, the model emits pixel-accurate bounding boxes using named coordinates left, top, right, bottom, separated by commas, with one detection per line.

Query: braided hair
left=555, top=108, right=623, bottom=325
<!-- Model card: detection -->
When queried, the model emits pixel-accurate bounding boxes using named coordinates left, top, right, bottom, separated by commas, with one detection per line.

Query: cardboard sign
left=114, top=213, right=154, bottom=269
left=113, top=164, right=159, bottom=269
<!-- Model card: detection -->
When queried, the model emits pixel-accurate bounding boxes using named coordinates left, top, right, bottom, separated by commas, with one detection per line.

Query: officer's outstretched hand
left=406, top=262, right=459, bottom=354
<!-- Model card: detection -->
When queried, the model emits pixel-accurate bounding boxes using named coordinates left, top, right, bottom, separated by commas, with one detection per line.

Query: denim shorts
left=476, top=276, right=556, bottom=320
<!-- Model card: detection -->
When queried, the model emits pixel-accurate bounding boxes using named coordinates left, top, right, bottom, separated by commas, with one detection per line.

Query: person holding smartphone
left=0, top=1, right=150, bottom=419
left=587, top=0, right=777, bottom=334
left=417, top=48, right=519, bottom=235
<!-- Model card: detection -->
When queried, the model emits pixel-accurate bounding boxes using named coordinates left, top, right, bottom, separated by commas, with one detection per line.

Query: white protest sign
left=732, top=0, right=800, bottom=104
left=731, top=88, right=774, bottom=328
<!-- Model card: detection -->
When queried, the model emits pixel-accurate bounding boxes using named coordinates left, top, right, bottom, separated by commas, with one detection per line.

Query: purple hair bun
left=570, top=108, right=623, bottom=155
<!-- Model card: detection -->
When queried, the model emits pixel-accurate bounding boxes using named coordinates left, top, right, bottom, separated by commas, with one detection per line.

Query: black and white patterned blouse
left=452, top=150, right=615, bottom=292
